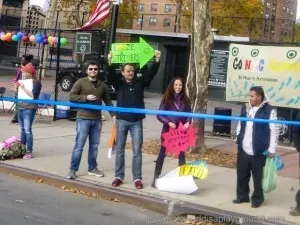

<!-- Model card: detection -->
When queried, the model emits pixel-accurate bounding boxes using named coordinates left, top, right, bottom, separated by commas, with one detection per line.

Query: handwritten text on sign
left=161, top=122, right=197, bottom=156
left=226, top=44, right=300, bottom=109
left=111, top=37, right=155, bottom=68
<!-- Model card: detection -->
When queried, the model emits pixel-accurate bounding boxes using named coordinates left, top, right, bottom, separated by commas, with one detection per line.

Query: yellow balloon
left=48, top=36, right=53, bottom=44
left=6, top=32, right=12, bottom=37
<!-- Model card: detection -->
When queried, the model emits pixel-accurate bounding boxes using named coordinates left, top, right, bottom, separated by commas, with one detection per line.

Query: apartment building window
left=266, top=2, right=271, bottom=8
left=151, top=3, right=158, bottom=12
left=149, top=17, right=157, bottom=25
left=137, top=17, right=143, bottom=25
left=138, top=4, right=145, bottom=12
left=265, top=13, right=270, bottom=19
left=163, top=18, right=170, bottom=26
left=3, top=0, right=23, bottom=8
left=165, top=4, right=172, bottom=13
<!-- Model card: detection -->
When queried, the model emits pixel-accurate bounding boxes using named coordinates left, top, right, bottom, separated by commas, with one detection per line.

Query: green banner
left=111, top=37, right=155, bottom=68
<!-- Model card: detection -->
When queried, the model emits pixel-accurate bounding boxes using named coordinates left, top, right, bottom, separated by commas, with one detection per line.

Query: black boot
left=178, top=153, right=186, bottom=166
left=151, top=160, right=164, bottom=188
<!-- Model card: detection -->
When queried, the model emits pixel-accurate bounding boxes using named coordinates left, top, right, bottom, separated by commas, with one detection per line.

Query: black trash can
left=213, top=107, right=232, bottom=135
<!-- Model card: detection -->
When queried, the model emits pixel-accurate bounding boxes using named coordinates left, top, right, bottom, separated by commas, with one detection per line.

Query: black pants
left=156, top=145, right=185, bottom=165
left=236, top=149, right=266, bottom=205
left=296, top=189, right=300, bottom=208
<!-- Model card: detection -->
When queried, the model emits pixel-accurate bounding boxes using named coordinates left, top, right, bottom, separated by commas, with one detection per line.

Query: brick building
left=262, top=0, right=298, bottom=41
left=131, top=0, right=298, bottom=41
left=131, top=0, right=180, bottom=32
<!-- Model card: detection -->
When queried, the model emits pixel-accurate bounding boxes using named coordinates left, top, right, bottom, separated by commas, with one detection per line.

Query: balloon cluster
left=0, top=31, right=68, bottom=46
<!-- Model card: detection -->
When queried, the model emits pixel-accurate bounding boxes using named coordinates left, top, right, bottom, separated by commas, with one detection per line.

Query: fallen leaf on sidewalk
left=128, top=139, right=237, bottom=168
left=113, top=198, right=120, bottom=202
left=35, top=178, right=43, bottom=183
left=15, top=200, right=24, bottom=203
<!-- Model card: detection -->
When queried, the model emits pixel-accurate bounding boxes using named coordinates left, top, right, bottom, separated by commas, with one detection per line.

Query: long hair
left=162, top=77, right=190, bottom=108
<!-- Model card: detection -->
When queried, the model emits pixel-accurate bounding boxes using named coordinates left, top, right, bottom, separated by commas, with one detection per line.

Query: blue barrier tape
left=1, top=96, right=300, bottom=126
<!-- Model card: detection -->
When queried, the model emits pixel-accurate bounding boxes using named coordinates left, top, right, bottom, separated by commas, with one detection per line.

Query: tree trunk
left=175, top=0, right=182, bottom=33
left=186, top=0, right=213, bottom=153
left=41, top=0, right=58, bottom=79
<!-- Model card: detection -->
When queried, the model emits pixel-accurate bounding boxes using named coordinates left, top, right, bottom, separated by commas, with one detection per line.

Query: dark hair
left=121, top=63, right=135, bottom=71
left=87, top=61, right=98, bottom=68
left=24, top=55, right=33, bottom=62
left=162, top=77, right=190, bottom=108
left=21, top=54, right=33, bottom=62
left=250, top=86, right=265, bottom=100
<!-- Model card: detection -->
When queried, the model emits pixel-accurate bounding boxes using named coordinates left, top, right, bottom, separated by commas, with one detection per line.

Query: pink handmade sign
left=161, top=122, right=197, bottom=156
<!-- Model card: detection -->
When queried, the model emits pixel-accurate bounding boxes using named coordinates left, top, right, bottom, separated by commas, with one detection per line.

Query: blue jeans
left=70, top=119, right=102, bottom=172
left=115, top=119, right=143, bottom=181
left=18, top=109, right=36, bottom=153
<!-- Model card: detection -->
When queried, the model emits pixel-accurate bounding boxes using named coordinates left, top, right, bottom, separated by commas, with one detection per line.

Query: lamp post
left=107, top=0, right=122, bottom=53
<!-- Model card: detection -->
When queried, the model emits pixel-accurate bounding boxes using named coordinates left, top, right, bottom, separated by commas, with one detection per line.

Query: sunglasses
left=88, top=68, right=98, bottom=71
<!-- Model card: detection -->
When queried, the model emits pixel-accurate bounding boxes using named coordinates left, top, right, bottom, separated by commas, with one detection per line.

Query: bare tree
left=186, top=0, right=213, bottom=153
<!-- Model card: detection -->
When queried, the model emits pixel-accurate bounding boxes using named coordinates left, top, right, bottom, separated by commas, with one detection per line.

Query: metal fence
left=53, top=29, right=108, bottom=121
left=0, top=24, right=108, bottom=121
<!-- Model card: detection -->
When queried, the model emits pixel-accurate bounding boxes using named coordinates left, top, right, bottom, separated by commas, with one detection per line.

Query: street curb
left=0, top=163, right=294, bottom=225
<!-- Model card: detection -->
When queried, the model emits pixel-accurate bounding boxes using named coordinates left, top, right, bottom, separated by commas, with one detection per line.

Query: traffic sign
left=111, top=37, right=155, bottom=68
left=76, top=33, right=92, bottom=54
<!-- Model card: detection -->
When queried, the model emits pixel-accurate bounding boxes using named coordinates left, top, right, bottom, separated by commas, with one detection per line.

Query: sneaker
left=88, top=168, right=104, bottom=177
left=67, top=170, right=76, bottom=179
left=10, top=120, right=18, bottom=125
left=23, top=153, right=32, bottom=160
left=290, top=207, right=300, bottom=216
left=134, top=179, right=143, bottom=189
left=112, top=178, right=123, bottom=187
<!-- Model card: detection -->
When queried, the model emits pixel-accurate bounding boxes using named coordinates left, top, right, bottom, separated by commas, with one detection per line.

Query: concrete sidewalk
left=0, top=111, right=299, bottom=225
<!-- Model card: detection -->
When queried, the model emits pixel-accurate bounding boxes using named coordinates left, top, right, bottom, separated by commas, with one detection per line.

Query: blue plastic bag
left=263, top=150, right=284, bottom=170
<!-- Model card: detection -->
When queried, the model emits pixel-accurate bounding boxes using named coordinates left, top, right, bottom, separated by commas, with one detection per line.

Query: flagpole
left=107, top=0, right=120, bottom=54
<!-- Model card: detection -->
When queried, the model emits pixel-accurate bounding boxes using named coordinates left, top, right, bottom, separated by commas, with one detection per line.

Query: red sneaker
left=112, top=178, right=123, bottom=187
left=134, top=179, right=143, bottom=189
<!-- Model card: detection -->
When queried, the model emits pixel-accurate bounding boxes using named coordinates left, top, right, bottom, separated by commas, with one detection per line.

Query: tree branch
left=75, top=0, right=84, bottom=26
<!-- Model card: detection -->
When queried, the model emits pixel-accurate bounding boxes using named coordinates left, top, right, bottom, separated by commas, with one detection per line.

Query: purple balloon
left=43, top=39, right=48, bottom=45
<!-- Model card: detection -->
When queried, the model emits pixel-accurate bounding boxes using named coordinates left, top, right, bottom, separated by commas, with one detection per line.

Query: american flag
left=79, top=0, right=111, bottom=30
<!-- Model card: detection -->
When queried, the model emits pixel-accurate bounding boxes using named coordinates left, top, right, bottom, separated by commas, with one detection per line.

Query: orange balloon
left=0, top=35, right=6, bottom=41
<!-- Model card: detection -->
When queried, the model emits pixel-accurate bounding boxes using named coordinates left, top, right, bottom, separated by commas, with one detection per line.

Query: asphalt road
left=0, top=173, right=180, bottom=225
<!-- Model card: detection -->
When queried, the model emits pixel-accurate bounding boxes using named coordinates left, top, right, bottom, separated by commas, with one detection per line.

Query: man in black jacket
left=107, top=50, right=161, bottom=189
left=290, top=110, right=300, bottom=216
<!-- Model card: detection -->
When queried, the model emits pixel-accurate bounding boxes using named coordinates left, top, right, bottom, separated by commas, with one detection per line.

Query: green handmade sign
left=111, top=37, right=155, bottom=68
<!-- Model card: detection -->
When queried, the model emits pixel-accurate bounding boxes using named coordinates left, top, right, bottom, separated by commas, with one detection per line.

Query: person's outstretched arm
left=142, top=50, right=161, bottom=88
left=106, top=52, right=123, bottom=90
